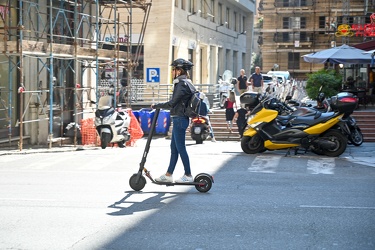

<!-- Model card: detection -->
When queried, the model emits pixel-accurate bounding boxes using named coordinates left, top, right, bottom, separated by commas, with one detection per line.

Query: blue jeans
left=167, top=116, right=191, bottom=176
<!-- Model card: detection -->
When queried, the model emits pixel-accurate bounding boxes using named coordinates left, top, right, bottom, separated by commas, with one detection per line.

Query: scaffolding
left=0, top=0, right=152, bottom=150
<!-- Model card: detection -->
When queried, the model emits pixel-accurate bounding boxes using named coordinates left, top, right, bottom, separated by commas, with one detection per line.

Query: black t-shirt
left=237, top=75, right=248, bottom=90
left=236, top=108, right=248, bottom=125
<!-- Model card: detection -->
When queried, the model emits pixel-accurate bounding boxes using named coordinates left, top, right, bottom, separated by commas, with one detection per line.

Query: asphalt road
left=0, top=139, right=374, bottom=250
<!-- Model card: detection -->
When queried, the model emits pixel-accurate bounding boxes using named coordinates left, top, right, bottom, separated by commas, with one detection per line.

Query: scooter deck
left=153, top=181, right=205, bottom=186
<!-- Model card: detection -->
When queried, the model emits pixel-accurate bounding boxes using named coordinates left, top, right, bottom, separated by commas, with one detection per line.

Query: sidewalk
left=0, top=145, right=98, bottom=156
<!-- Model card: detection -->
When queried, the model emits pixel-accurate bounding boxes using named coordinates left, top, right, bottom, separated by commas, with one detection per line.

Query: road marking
left=307, top=158, right=335, bottom=174
left=248, top=155, right=281, bottom=173
left=300, top=205, right=375, bottom=210
left=0, top=198, right=56, bottom=201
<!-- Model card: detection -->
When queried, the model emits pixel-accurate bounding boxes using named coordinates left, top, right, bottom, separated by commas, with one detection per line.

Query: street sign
left=146, top=68, right=160, bottom=83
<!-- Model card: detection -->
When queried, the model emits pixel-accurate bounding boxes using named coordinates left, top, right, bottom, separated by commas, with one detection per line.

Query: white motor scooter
left=218, top=70, right=235, bottom=108
left=94, top=95, right=131, bottom=149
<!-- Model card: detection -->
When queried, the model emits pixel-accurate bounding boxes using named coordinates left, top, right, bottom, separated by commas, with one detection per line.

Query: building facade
left=144, top=0, right=256, bottom=87
left=257, top=0, right=374, bottom=80
left=0, top=0, right=256, bottom=147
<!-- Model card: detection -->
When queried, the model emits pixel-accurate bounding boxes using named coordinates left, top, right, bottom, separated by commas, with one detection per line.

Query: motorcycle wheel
left=241, top=134, right=264, bottom=154
left=195, top=138, right=203, bottom=144
left=100, top=132, right=111, bottom=149
left=318, top=130, right=347, bottom=157
left=348, top=128, right=363, bottom=146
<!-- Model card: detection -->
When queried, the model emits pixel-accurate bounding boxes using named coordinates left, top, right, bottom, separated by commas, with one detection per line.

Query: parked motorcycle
left=283, top=88, right=363, bottom=146
left=240, top=92, right=356, bottom=157
left=190, top=116, right=210, bottom=144
left=94, top=95, right=131, bottom=149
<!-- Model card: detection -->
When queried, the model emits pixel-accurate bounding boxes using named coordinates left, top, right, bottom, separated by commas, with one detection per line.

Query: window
left=199, top=0, right=204, bottom=18
left=242, top=16, right=246, bottom=32
left=234, top=12, right=238, bottom=32
left=210, top=0, right=215, bottom=22
left=181, top=0, right=185, bottom=10
left=218, top=3, right=222, bottom=25
left=189, top=0, right=195, bottom=13
left=282, top=17, right=306, bottom=42
left=226, top=7, right=230, bottom=28
left=281, top=0, right=308, bottom=7
left=288, top=52, right=300, bottom=70
left=319, top=16, right=325, bottom=34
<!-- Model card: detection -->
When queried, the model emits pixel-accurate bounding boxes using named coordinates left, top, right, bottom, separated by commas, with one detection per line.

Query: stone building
left=256, top=0, right=374, bottom=80
left=144, top=0, right=256, bottom=87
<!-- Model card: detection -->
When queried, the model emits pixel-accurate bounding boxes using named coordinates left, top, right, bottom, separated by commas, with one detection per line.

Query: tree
left=305, top=68, right=342, bottom=100
left=250, top=52, right=262, bottom=74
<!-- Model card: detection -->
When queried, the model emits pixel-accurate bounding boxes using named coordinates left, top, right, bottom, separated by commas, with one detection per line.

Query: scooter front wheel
left=129, top=174, right=146, bottom=191
left=241, top=134, right=264, bottom=154
left=101, top=132, right=111, bottom=149
left=194, top=175, right=212, bottom=193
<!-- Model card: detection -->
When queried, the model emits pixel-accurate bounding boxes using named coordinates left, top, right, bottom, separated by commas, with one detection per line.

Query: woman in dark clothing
left=151, top=58, right=194, bottom=183
left=233, top=104, right=249, bottom=138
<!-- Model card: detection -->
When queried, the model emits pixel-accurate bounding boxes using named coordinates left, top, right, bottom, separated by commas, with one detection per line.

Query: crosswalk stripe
left=248, top=155, right=281, bottom=173
left=307, top=158, right=335, bottom=175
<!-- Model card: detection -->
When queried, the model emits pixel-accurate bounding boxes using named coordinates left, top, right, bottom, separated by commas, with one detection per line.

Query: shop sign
left=347, top=13, right=375, bottom=37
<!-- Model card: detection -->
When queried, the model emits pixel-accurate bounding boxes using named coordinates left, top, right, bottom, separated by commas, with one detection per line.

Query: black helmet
left=317, top=92, right=325, bottom=102
left=170, top=58, right=194, bottom=71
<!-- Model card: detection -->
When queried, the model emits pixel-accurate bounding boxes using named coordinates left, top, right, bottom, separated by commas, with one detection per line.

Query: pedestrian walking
left=232, top=104, right=249, bottom=138
left=249, top=66, right=264, bottom=94
left=151, top=58, right=194, bottom=183
left=236, top=69, right=248, bottom=95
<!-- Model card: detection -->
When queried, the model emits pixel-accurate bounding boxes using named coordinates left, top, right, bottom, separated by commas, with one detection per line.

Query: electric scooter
left=129, top=108, right=214, bottom=193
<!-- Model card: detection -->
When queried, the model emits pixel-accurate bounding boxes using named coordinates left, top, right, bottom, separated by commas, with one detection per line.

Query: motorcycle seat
left=291, top=111, right=335, bottom=126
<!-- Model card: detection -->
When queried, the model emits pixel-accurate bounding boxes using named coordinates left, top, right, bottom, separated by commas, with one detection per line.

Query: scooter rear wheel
left=194, top=175, right=212, bottom=193
left=129, top=174, right=146, bottom=191
left=349, top=128, right=363, bottom=146
left=118, top=141, right=126, bottom=148
left=317, top=129, right=347, bottom=157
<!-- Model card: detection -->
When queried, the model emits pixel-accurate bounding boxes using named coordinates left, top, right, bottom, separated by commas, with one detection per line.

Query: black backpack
left=183, top=80, right=202, bottom=118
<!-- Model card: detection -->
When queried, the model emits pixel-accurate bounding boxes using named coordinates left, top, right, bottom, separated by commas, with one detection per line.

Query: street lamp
left=216, top=22, right=228, bottom=31
left=236, top=31, right=247, bottom=38
left=187, top=10, right=201, bottom=20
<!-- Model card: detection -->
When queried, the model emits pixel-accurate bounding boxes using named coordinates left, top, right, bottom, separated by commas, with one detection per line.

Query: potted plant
left=305, top=68, right=342, bottom=100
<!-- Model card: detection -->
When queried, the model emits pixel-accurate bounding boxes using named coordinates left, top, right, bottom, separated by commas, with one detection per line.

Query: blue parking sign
left=146, top=68, right=160, bottom=83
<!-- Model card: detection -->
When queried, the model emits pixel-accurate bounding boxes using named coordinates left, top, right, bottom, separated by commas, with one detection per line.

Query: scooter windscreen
left=222, top=70, right=233, bottom=83
left=98, top=95, right=113, bottom=110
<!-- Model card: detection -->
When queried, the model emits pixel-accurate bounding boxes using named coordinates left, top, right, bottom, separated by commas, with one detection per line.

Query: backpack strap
left=183, top=79, right=196, bottom=94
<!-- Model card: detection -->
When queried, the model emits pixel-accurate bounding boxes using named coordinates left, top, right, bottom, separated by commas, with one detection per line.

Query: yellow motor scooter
left=240, top=93, right=356, bottom=157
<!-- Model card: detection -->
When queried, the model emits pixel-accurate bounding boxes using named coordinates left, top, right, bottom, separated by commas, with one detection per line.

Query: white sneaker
left=175, top=175, right=194, bottom=183
left=211, top=138, right=217, bottom=142
left=155, top=174, right=173, bottom=183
